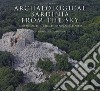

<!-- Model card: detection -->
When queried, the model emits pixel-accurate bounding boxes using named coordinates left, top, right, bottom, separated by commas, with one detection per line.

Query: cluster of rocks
left=0, top=29, right=64, bottom=83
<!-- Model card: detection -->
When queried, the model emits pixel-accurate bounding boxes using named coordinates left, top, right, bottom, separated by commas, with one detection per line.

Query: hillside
left=0, top=0, right=100, bottom=91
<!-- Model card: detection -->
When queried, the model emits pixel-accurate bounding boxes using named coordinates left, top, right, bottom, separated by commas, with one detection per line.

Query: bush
left=5, top=85, right=14, bottom=91
left=0, top=67, right=23, bottom=91
left=52, top=39, right=70, bottom=52
left=55, top=54, right=71, bottom=71
left=37, top=82, right=52, bottom=91
left=69, top=50, right=81, bottom=60
left=22, top=82, right=37, bottom=91
left=0, top=51, right=14, bottom=67
left=37, top=58, right=53, bottom=72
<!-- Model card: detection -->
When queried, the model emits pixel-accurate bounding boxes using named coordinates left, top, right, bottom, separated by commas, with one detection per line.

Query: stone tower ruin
left=1, top=29, right=34, bottom=52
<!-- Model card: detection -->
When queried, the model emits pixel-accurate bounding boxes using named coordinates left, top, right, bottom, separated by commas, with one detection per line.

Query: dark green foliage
left=48, top=73, right=62, bottom=86
left=37, top=82, right=52, bottom=91
left=69, top=50, right=81, bottom=60
left=22, top=82, right=52, bottom=91
left=0, top=51, right=14, bottom=67
left=37, top=58, right=53, bottom=72
left=55, top=54, right=71, bottom=71
left=0, top=0, right=99, bottom=60
left=52, top=39, right=70, bottom=52
left=22, top=82, right=37, bottom=91
left=21, top=73, right=61, bottom=91
left=0, top=0, right=100, bottom=90
left=5, top=85, right=14, bottom=91
left=0, top=67, right=23, bottom=91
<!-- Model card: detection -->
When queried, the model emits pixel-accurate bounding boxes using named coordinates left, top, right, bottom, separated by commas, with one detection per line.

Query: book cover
left=0, top=0, right=100, bottom=91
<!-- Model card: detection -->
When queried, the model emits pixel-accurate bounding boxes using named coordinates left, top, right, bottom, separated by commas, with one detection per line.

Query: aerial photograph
left=0, top=0, right=100, bottom=91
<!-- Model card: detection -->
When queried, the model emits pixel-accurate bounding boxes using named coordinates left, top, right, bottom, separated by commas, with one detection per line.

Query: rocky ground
left=0, top=29, right=65, bottom=83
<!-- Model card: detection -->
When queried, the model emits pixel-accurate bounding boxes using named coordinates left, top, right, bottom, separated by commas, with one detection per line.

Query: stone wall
left=0, top=29, right=64, bottom=83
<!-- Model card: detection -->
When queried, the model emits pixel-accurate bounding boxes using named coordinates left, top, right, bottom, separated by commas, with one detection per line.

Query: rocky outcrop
left=0, top=29, right=64, bottom=83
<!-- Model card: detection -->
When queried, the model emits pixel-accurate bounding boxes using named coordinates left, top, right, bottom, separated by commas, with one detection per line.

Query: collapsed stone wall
left=0, top=29, right=64, bottom=83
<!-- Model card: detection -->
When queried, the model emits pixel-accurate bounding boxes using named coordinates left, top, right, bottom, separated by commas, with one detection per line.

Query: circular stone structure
left=0, top=29, right=65, bottom=84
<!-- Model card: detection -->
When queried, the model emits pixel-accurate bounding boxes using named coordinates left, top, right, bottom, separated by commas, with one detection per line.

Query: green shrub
left=0, top=67, right=23, bottom=91
left=0, top=51, right=14, bottom=67
left=69, top=50, right=81, bottom=60
left=55, top=54, right=71, bottom=71
left=37, top=58, right=53, bottom=72
left=22, top=82, right=37, bottom=91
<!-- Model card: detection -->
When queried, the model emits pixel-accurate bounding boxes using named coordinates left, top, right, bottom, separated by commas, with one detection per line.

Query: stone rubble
left=0, top=29, right=64, bottom=84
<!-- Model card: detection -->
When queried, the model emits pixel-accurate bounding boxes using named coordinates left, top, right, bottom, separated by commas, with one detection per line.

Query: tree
left=0, top=67, right=23, bottom=91
left=69, top=50, right=81, bottom=60
left=0, top=51, right=14, bottom=67
left=37, top=82, right=52, bottom=91
left=37, top=58, right=53, bottom=72
left=48, top=73, right=61, bottom=86
left=52, top=39, right=70, bottom=52
left=22, top=82, right=37, bottom=91
left=55, top=54, right=71, bottom=71
left=5, top=85, right=14, bottom=91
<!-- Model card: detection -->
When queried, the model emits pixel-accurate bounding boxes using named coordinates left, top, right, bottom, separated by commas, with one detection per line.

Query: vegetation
left=0, top=51, right=23, bottom=91
left=55, top=54, right=71, bottom=71
left=0, top=0, right=100, bottom=91
left=69, top=50, right=81, bottom=60
left=37, top=58, right=53, bottom=72
left=0, top=67, right=23, bottom=91
left=22, top=83, right=37, bottom=91
left=0, top=51, right=14, bottom=67
left=0, top=0, right=100, bottom=60
left=37, top=54, right=72, bottom=72
left=21, top=73, right=61, bottom=91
